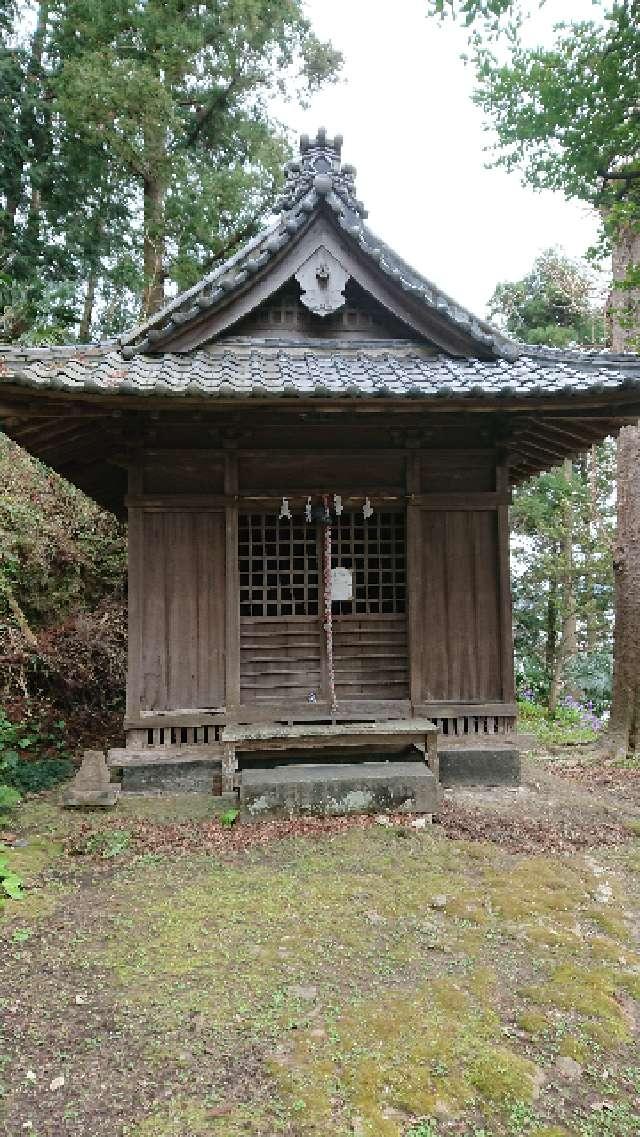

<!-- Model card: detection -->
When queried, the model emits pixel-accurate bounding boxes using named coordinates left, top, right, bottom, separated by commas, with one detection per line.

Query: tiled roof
left=2, top=340, right=640, bottom=401
left=117, top=129, right=515, bottom=360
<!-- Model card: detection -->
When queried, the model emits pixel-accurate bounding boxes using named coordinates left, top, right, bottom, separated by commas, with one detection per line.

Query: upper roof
left=1, top=127, right=640, bottom=406
left=116, top=128, right=514, bottom=361
left=1, top=128, right=640, bottom=512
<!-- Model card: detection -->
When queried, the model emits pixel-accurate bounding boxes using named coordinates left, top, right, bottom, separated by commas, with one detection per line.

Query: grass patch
left=3, top=801, right=640, bottom=1136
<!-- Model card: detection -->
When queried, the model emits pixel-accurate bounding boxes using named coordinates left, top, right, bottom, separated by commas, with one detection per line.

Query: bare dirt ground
left=1, top=753, right=639, bottom=1137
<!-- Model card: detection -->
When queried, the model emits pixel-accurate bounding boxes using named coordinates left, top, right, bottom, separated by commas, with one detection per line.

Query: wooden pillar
left=224, top=451, right=240, bottom=712
left=496, top=464, right=515, bottom=703
left=126, top=457, right=144, bottom=725
left=406, top=450, right=423, bottom=712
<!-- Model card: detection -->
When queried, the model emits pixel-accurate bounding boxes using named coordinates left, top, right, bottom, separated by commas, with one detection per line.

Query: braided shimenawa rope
left=322, top=496, right=337, bottom=714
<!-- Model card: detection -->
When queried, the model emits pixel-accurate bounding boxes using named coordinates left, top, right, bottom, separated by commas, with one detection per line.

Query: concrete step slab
left=240, top=761, right=440, bottom=817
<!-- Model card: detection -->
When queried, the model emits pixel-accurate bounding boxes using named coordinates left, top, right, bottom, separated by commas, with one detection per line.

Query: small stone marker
left=430, top=894, right=448, bottom=911
left=62, top=750, right=120, bottom=809
left=554, top=1056, right=583, bottom=1082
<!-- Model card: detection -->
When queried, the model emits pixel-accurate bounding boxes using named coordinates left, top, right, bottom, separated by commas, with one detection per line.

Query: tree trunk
left=78, top=268, right=97, bottom=343
left=585, top=445, right=599, bottom=652
left=560, top=458, right=577, bottom=661
left=546, top=576, right=558, bottom=714
left=142, top=174, right=166, bottom=316
left=608, top=224, right=640, bottom=349
left=607, top=425, right=640, bottom=756
left=606, top=227, right=640, bottom=755
left=23, top=2, right=50, bottom=247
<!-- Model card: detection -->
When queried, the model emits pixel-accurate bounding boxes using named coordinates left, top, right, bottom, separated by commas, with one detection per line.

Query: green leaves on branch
left=0, top=850, right=24, bottom=901
left=489, top=249, right=606, bottom=347
left=1, top=1, right=342, bottom=341
left=425, top=2, right=640, bottom=245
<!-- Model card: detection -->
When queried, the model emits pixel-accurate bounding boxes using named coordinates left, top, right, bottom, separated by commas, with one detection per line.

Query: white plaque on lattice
left=331, top=566, right=353, bottom=601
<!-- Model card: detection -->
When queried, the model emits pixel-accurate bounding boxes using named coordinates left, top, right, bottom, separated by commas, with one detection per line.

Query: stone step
left=438, top=745, right=520, bottom=787
left=240, top=761, right=440, bottom=818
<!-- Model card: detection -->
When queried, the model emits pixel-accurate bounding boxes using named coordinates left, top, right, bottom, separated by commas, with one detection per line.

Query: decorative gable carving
left=295, top=247, right=350, bottom=317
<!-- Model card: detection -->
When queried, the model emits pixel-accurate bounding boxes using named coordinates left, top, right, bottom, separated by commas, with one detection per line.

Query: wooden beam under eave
left=511, top=436, right=571, bottom=464
left=533, top=419, right=611, bottom=449
left=35, top=428, right=122, bottom=469
left=15, top=417, right=108, bottom=450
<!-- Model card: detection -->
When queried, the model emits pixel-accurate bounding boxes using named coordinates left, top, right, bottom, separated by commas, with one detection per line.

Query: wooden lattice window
left=239, top=513, right=319, bottom=617
left=332, top=511, right=405, bottom=615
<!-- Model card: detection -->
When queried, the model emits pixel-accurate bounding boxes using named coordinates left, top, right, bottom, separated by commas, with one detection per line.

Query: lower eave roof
left=2, top=339, right=640, bottom=404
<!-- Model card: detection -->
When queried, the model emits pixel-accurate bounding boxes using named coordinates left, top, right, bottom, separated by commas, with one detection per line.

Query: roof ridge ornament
left=275, top=127, right=368, bottom=223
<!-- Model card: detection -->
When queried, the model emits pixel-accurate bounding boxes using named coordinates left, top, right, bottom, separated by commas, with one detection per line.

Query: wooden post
left=496, top=464, right=516, bottom=704
left=224, top=451, right=240, bottom=711
left=126, top=457, right=144, bottom=732
left=406, top=450, right=422, bottom=712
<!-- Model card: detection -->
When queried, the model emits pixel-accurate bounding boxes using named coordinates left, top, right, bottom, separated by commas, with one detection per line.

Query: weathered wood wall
left=125, top=439, right=515, bottom=731
left=127, top=504, right=226, bottom=715
left=411, top=510, right=501, bottom=702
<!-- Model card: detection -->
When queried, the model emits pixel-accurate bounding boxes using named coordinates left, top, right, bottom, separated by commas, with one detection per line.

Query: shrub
left=0, top=784, right=21, bottom=811
left=0, top=850, right=23, bottom=899
left=0, top=709, right=73, bottom=792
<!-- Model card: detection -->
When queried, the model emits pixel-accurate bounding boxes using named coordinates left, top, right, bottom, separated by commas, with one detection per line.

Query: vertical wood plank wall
left=126, top=446, right=515, bottom=721
left=126, top=508, right=226, bottom=714
left=415, top=509, right=504, bottom=702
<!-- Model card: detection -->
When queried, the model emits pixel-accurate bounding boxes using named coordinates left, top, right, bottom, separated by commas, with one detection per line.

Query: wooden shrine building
left=3, top=129, right=640, bottom=803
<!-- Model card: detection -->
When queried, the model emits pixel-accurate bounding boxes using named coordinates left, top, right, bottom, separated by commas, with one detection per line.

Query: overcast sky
left=285, top=1, right=604, bottom=319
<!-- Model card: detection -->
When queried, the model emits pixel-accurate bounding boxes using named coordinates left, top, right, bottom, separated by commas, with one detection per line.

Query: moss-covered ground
left=1, top=779, right=639, bottom=1137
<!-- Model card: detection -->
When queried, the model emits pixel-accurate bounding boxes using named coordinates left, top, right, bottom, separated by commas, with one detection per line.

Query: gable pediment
left=119, top=130, right=514, bottom=361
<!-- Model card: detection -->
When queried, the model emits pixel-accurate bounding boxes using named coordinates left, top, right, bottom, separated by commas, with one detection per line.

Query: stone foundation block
left=438, top=747, right=521, bottom=787
left=240, top=761, right=440, bottom=818
left=121, top=761, right=219, bottom=794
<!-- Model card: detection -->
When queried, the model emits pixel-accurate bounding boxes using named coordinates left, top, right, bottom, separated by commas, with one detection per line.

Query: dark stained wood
left=496, top=465, right=516, bottom=702
left=406, top=450, right=422, bottom=708
left=225, top=452, right=241, bottom=709
left=419, top=511, right=448, bottom=701
left=415, top=507, right=501, bottom=703
left=472, top=511, right=502, bottom=701
left=414, top=702, right=516, bottom=717
left=334, top=615, right=408, bottom=701
left=134, top=509, right=226, bottom=712
left=240, top=616, right=323, bottom=704
left=126, top=460, right=144, bottom=718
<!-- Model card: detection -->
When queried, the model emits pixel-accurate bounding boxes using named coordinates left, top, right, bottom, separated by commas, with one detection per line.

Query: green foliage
left=0, top=710, right=73, bottom=793
left=0, top=849, right=24, bottom=900
left=577, top=1103, right=640, bottom=1137
left=489, top=249, right=605, bottom=347
left=220, top=807, right=240, bottom=828
left=426, top=2, right=640, bottom=261
left=564, top=652, right=612, bottom=717
left=512, top=443, right=615, bottom=708
left=0, top=785, right=21, bottom=812
left=517, top=699, right=600, bottom=747
left=1, top=0, right=342, bottom=341
left=0, top=435, right=126, bottom=632
left=81, top=829, right=131, bottom=858
left=0, top=437, right=127, bottom=722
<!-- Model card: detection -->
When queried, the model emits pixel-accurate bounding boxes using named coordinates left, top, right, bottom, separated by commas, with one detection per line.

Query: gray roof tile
left=2, top=340, right=640, bottom=402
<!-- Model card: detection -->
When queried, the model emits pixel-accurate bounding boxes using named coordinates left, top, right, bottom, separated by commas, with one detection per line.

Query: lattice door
left=239, top=514, right=323, bottom=704
left=238, top=510, right=408, bottom=708
left=331, top=511, right=408, bottom=701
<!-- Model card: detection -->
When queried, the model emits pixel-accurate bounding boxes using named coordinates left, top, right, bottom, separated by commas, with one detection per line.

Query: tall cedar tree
left=0, top=1, right=341, bottom=338
left=429, top=0, right=640, bottom=752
